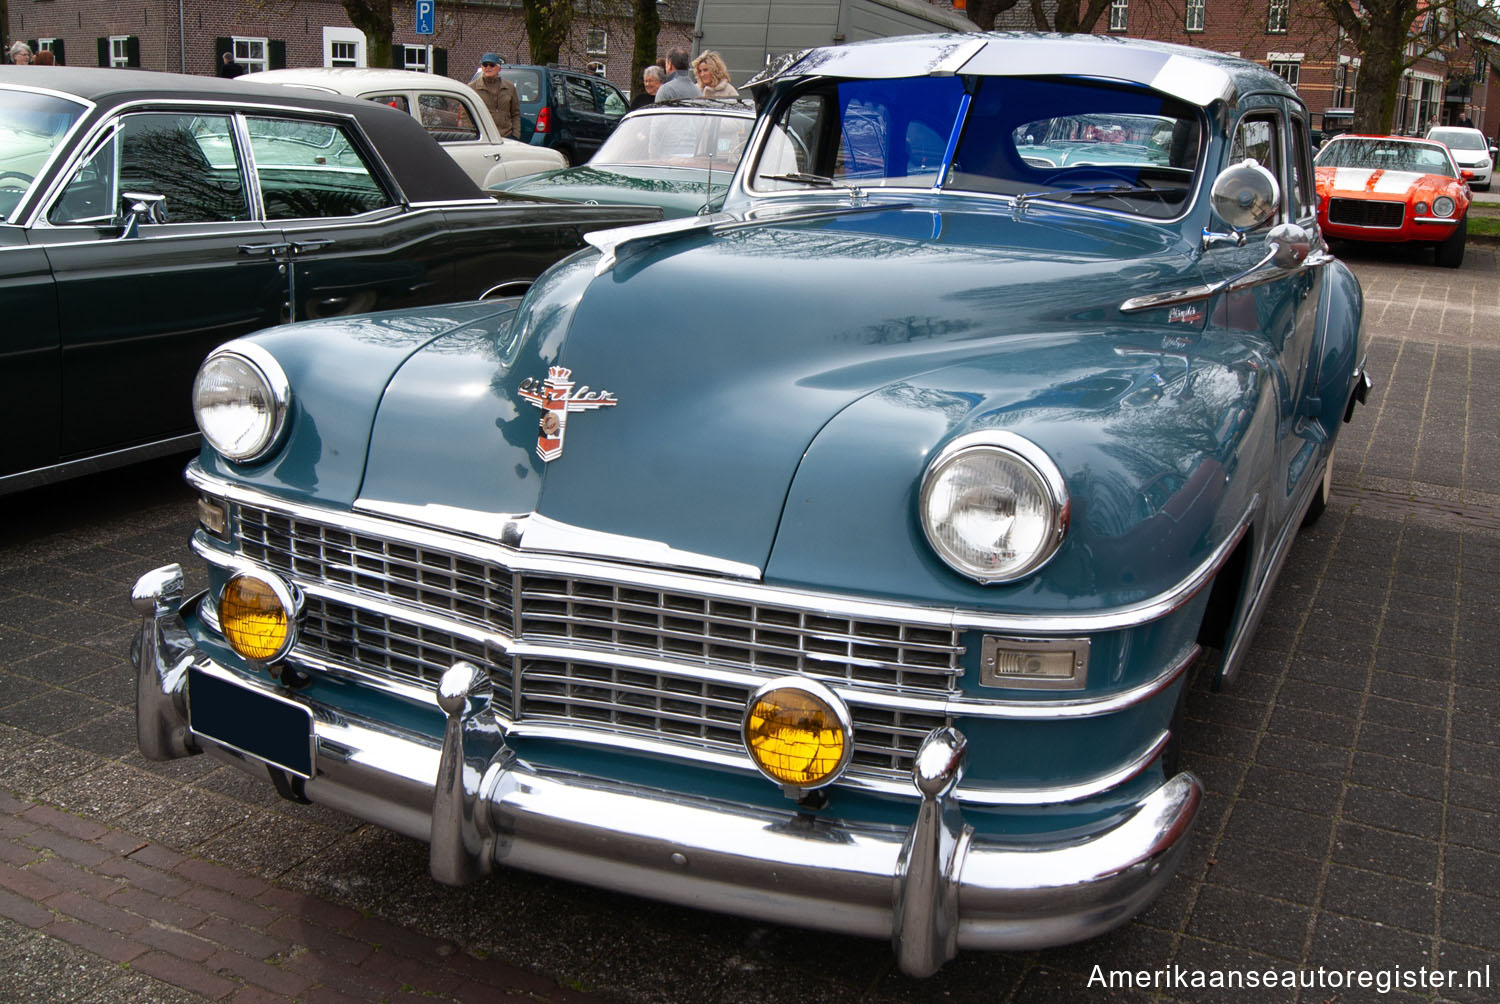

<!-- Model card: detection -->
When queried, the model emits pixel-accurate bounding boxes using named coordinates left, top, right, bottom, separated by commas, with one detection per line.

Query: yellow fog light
left=218, top=572, right=299, bottom=664
left=742, top=678, right=853, bottom=789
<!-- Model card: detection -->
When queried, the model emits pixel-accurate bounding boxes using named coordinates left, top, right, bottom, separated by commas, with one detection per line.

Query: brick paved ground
left=0, top=244, right=1496, bottom=1004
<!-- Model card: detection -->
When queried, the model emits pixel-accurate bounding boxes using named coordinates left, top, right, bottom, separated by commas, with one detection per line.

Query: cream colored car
left=241, top=67, right=565, bottom=187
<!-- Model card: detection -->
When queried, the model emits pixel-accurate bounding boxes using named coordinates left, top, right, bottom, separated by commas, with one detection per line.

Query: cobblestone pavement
left=0, top=245, right=1497, bottom=1004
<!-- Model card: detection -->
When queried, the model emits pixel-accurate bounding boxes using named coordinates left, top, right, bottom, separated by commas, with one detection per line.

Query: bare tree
left=342, top=0, right=395, bottom=69
left=963, top=0, right=1115, bottom=33
left=523, top=0, right=574, bottom=65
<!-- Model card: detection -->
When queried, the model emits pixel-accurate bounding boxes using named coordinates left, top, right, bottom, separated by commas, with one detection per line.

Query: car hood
left=495, top=164, right=729, bottom=218
left=349, top=204, right=1234, bottom=602
left=1315, top=166, right=1461, bottom=198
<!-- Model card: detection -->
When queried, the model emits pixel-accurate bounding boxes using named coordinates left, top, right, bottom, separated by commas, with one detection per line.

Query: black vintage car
left=0, top=67, right=658, bottom=493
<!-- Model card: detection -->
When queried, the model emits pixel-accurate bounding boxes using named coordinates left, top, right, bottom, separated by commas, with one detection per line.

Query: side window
left=1229, top=114, right=1283, bottom=227
left=53, top=113, right=248, bottom=225
left=367, top=94, right=410, bottom=114
left=50, top=130, right=119, bottom=225
left=597, top=83, right=626, bottom=119
left=1288, top=118, right=1315, bottom=221
left=565, top=76, right=597, bottom=113
left=418, top=94, right=479, bottom=142
left=246, top=116, right=395, bottom=220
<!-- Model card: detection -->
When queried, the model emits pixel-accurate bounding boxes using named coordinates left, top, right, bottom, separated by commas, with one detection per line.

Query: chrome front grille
left=1328, top=197, right=1404, bottom=228
left=233, top=502, right=965, bottom=782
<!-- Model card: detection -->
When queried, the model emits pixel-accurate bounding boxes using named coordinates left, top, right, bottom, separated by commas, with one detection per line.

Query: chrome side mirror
left=1209, top=159, right=1279, bottom=231
left=1266, top=222, right=1311, bottom=269
left=118, top=192, right=167, bottom=239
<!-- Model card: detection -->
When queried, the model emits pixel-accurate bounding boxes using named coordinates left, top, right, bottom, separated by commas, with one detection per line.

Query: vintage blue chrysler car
left=132, top=34, right=1369, bottom=975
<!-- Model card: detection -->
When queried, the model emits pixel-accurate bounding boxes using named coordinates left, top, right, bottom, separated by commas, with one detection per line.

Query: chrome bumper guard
left=133, top=565, right=1201, bottom=977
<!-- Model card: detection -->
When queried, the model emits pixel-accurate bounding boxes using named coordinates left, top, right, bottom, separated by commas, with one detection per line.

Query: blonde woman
left=693, top=51, right=738, bottom=98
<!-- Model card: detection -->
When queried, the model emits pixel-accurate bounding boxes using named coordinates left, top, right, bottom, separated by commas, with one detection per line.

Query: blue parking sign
left=416, top=0, right=435, bottom=35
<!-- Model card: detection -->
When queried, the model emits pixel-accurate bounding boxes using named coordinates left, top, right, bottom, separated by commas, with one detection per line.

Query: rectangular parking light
left=197, top=496, right=227, bottom=539
left=980, top=635, right=1090, bottom=690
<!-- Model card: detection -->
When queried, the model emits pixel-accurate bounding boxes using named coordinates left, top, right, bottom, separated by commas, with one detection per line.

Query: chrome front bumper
left=132, top=564, right=1202, bottom=977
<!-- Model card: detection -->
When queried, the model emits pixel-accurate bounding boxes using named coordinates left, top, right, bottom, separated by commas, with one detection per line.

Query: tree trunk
left=342, top=0, right=394, bottom=69
left=965, top=0, right=1023, bottom=29
left=631, top=0, right=660, bottom=95
left=523, top=0, right=572, bottom=66
left=1351, top=29, right=1408, bottom=133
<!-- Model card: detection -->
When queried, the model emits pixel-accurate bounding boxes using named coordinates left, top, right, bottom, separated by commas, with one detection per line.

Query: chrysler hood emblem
left=518, top=366, right=618, bottom=462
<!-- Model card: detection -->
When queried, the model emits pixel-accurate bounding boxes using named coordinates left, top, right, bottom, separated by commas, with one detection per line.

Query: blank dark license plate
left=188, top=668, right=314, bottom=778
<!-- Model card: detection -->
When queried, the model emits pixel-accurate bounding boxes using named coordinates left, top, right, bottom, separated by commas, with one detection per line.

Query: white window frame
left=1268, top=54, right=1302, bottom=88
left=322, top=26, right=366, bottom=68
left=586, top=28, right=607, bottom=57
left=233, top=36, right=269, bottom=74
left=1109, top=0, right=1129, bottom=32
left=1185, top=0, right=1205, bottom=33
left=37, top=38, right=60, bottom=53
left=402, top=43, right=431, bottom=72
left=109, top=35, right=131, bottom=68
left=586, top=60, right=606, bottom=77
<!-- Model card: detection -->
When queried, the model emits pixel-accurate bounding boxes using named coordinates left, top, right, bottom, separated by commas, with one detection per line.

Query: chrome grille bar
left=231, top=500, right=965, bottom=784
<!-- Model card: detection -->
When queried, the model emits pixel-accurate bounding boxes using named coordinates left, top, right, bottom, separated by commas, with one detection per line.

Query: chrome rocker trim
left=134, top=565, right=1202, bottom=978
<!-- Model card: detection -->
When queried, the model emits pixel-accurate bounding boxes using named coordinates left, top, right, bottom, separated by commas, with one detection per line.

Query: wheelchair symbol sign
left=416, top=0, right=435, bottom=34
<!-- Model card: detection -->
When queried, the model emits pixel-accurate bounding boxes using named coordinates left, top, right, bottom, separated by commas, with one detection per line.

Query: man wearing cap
left=469, top=53, right=520, bottom=139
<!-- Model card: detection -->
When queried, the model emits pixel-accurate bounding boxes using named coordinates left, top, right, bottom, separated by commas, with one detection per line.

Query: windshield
left=1427, top=128, right=1486, bottom=151
left=1315, top=137, right=1456, bottom=177
left=750, top=75, right=1201, bottom=219
left=0, top=89, right=88, bottom=221
left=593, top=111, right=752, bottom=169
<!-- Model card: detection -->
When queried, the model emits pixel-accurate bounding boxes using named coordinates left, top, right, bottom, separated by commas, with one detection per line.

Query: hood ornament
left=518, top=366, right=618, bottom=462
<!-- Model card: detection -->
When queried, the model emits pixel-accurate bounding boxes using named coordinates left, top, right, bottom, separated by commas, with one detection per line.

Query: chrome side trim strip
left=192, top=465, right=1257, bottom=635
left=0, top=434, right=198, bottom=497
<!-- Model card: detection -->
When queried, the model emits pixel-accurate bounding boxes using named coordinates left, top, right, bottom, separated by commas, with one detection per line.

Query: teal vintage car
left=490, top=99, right=756, bottom=218
left=133, top=34, right=1369, bottom=975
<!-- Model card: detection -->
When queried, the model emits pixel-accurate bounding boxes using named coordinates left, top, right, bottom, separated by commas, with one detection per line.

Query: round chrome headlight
left=1432, top=196, right=1456, bottom=218
left=919, top=432, right=1068, bottom=583
left=192, top=342, right=290, bottom=463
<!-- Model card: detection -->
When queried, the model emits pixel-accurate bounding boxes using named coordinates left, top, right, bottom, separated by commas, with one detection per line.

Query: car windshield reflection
left=1315, top=137, right=1456, bottom=177
left=591, top=110, right=753, bottom=171
left=0, top=89, right=88, bottom=221
left=750, top=75, right=1201, bottom=219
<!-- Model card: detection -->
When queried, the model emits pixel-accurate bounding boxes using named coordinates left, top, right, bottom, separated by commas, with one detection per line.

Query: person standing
left=217, top=51, right=244, bottom=78
left=33, top=49, right=54, bottom=65
left=630, top=66, right=663, bottom=110
left=470, top=53, right=521, bottom=139
left=8, top=41, right=33, bottom=65
left=654, top=47, right=698, bottom=102
left=693, top=51, right=737, bottom=98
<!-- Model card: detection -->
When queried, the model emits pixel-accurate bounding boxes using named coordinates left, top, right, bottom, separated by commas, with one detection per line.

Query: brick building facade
left=5, top=0, right=694, bottom=97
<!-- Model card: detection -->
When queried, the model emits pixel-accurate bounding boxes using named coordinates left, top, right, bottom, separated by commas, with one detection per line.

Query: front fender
left=765, top=337, right=1272, bottom=613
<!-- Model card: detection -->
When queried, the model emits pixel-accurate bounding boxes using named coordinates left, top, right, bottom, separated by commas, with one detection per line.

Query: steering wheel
left=0, top=170, right=34, bottom=186
left=1037, top=166, right=1137, bottom=188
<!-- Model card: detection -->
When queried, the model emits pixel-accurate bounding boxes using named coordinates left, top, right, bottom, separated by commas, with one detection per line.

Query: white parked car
left=1426, top=125, right=1494, bottom=190
left=241, top=68, right=566, bottom=187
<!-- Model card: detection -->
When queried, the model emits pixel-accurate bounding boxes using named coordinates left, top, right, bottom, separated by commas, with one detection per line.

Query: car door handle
left=238, top=241, right=291, bottom=256
left=290, top=239, right=334, bottom=254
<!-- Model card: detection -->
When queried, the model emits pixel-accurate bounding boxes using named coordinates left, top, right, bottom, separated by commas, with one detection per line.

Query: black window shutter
left=27, top=39, right=38, bottom=54
left=392, top=46, right=405, bottom=70
left=433, top=48, right=447, bottom=76
left=269, top=40, right=286, bottom=69
left=52, top=40, right=65, bottom=65
left=126, top=36, right=140, bottom=68
left=97, top=37, right=109, bottom=67
left=216, top=37, right=232, bottom=64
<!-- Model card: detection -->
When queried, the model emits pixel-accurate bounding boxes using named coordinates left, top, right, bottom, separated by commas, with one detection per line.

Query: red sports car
left=1314, top=134, right=1473, bottom=267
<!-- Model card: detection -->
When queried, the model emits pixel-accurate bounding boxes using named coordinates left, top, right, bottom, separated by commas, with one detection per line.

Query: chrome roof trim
left=192, top=465, right=1257, bottom=635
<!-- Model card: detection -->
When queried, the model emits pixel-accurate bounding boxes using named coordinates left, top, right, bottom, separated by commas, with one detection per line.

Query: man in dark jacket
left=630, top=66, right=663, bottom=110
left=469, top=52, right=521, bottom=139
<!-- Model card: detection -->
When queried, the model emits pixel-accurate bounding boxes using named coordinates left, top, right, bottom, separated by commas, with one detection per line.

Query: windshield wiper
left=763, top=171, right=839, bottom=186
left=1013, top=183, right=1177, bottom=215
